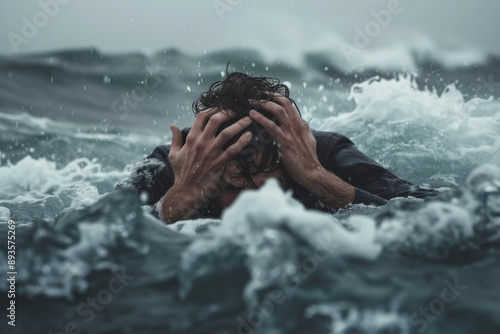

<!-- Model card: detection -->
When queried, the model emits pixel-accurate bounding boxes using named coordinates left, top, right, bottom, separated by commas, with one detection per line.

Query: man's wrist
left=301, top=166, right=356, bottom=209
left=300, top=166, right=329, bottom=191
left=158, top=185, right=200, bottom=224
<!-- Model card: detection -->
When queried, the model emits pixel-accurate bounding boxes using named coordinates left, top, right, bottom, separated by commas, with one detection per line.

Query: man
left=117, top=72, right=438, bottom=224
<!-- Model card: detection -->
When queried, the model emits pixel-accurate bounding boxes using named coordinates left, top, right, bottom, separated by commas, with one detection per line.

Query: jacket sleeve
left=316, top=131, right=439, bottom=204
left=115, top=145, right=174, bottom=209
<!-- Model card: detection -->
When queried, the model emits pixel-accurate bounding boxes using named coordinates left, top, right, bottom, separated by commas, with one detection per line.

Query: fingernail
left=243, top=116, right=252, bottom=122
left=249, top=109, right=257, bottom=115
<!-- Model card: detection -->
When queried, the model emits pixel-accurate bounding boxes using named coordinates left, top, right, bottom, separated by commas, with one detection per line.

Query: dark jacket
left=116, top=129, right=438, bottom=218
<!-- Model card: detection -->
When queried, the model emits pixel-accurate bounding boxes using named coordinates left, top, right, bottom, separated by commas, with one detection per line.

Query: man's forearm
left=302, top=167, right=355, bottom=210
left=156, top=186, right=200, bottom=224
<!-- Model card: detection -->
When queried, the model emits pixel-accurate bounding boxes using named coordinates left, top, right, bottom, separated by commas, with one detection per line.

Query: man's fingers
left=248, top=99, right=291, bottom=129
left=265, top=94, right=301, bottom=117
left=220, top=131, right=253, bottom=161
left=190, top=108, right=219, bottom=136
left=169, top=125, right=183, bottom=153
left=212, top=116, right=252, bottom=149
left=249, top=109, right=283, bottom=137
left=201, top=110, right=237, bottom=140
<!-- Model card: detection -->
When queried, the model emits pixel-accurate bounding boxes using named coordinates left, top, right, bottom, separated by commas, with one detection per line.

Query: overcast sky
left=1, top=0, right=499, bottom=62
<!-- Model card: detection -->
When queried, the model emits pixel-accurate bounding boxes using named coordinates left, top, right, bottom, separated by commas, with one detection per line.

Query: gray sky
left=1, top=0, right=499, bottom=62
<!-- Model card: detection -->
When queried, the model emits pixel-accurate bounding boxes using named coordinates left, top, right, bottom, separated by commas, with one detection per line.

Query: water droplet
left=140, top=191, right=149, bottom=203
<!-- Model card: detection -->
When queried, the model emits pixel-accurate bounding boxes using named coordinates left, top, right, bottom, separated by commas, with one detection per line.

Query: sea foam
left=179, top=179, right=382, bottom=306
left=315, top=75, right=500, bottom=185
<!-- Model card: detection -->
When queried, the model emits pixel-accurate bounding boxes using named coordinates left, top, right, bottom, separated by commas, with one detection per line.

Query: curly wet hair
left=192, top=70, right=301, bottom=188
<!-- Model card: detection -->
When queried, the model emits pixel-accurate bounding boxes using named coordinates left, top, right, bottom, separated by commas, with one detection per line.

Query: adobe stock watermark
left=225, top=232, right=341, bottom=334
left=408, top=277, right=467, bottom=333
left=468, top=74, right=500, bottom=97
left=340, top=0, right=409, bottom=66
left=7, top=0, right=71, bottom=53
left=98, top=73, right=164, bottom=133
left=48, top=268, right=136, bottom=334
left=213, top=0, right=244, bottom=21
left=110, top=74, right=164, bottom=120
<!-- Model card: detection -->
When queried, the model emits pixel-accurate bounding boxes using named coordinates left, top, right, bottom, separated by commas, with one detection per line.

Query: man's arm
left=156, top=184, right=200, bottom=223
left=249, top=95, right=438, bottom=211
left=249, top=95, right=360, bottom=211
left=298, top=166, right=356, bottom=209
left=117, top=110, right=254, bottom=224
left=115, top=146, right=209, bottom=222
left=115, top=145, right=173, bottom=207
left=321, top=133, right=439, bottom=202
left=155, top=109, right=253, bottom=224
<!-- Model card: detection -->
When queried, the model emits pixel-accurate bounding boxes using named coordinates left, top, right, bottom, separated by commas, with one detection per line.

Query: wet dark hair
left=192, top=70, right=301, bottom=188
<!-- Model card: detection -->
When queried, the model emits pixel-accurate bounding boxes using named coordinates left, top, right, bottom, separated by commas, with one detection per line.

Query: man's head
left=192, top=71, right=301, bottom=192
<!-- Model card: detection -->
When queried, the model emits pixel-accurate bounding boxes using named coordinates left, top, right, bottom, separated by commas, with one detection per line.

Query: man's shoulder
left=148, top=145, right=171, bottom=161
left=311, top=130, right=354, bottom=147
left=116, top=146, right=170, bottom=186
left=115, top=144, right=174, bottom=204
left=311, top=129, right=350, bottom=139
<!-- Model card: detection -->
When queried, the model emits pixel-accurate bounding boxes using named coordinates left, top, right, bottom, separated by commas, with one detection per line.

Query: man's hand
left=248, top=96, right=355, bottom=210
left=248, top=95, right=320, bottom=187
left=158, top=108, right=253, bottom=223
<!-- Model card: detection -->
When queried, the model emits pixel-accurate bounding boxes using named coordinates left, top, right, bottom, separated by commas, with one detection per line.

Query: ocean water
left=0, top=47, right=500, bottom=334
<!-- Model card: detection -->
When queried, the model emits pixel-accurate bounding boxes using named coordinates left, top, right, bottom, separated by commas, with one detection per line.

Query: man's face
left=218, top=158, right=288, bottom=209
left=213, top=106, right=285, bottom=208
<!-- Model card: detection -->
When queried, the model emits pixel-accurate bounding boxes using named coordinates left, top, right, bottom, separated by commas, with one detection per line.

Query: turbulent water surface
left=1, top=47, right=500, bottom=334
